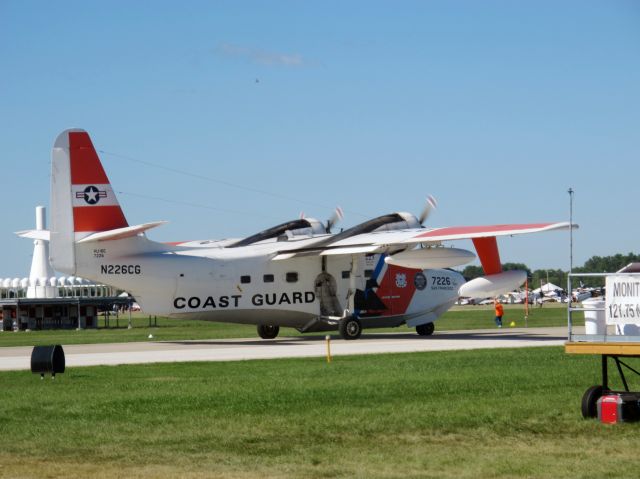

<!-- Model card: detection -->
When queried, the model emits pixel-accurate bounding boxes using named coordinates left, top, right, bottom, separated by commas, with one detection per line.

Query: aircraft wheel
left=257, top=324, right=280, bottom=339
left=581, top=385, right=604, bottom=419
left=416, top=322, right=435, bottom=336
left=339, top=317, right=362, bottom=340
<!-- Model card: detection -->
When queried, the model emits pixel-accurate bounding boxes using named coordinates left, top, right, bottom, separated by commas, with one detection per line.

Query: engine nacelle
left=385, top=247, right=475, bottom=269
left=458, top=270, right=527, bottom=299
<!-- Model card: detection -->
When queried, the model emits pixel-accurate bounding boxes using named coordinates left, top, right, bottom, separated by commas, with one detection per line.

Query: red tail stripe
left=472, top=236, right=502, bottom=275
left=73, top=206, right=128, bottom=232
left=69, top=132, right=110, bottom=185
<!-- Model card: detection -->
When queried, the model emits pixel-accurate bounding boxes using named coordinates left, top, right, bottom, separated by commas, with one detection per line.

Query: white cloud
left=217, top=42, right=306, bottom=67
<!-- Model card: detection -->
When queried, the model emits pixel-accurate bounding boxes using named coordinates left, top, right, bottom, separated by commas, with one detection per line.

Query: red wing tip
left=416, top=222, right=570, bottom=239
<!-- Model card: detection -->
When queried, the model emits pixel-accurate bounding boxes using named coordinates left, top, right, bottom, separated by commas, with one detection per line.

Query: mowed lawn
left=0, top=303, right=579, bottom=347
left=0, top=346, right=636, bottom=479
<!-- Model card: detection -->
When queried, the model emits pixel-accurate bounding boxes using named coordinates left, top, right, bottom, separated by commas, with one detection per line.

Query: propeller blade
left=326, top=206, right=344, bottom=233
left=418, top=195, right=437, bottom=225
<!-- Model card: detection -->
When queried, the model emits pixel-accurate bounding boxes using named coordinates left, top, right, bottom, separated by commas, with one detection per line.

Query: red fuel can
left=597, top=395, right=621, bottom=424
left=597, top=394, right=640, bottom=424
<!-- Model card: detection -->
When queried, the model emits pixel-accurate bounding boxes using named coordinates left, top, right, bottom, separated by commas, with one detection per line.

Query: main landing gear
left=416, top=322, right=435, bottom=336
left=257, top=324, right=280, bottom=339
left=339, top=316, right=362, bottom=340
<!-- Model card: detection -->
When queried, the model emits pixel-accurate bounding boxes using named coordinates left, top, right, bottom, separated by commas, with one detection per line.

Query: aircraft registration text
left=101, top=264, right=142, bottom=275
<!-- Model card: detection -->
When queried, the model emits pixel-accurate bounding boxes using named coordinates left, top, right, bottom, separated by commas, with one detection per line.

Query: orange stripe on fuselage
left=69, top=131, right=110, bottom=185
left=73, top=206, right=128, bottom=232
left=472, top=236, right=502, bottom=275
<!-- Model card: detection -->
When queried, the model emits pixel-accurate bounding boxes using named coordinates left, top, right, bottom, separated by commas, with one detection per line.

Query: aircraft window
left=364, top=269, right=373, bottom=278
left=341, top=271, right=350, bottom=279
left=286, top=272, right=298, bottom=283
left=241, top=275, right=251, bottom=284
left=263, top=274, right=274, bottom=283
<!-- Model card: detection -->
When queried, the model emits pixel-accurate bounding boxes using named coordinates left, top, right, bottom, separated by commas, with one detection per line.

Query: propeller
left=326, top=206, right=344, bottom=233
left=418, top=195, right=437, bottom=226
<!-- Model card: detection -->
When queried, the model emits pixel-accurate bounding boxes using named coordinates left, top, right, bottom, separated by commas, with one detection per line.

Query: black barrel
left=31, top=345, right=65, bottom=376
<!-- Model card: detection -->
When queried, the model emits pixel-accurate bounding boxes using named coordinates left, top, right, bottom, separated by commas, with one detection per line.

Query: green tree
left=461, top=265, right=484, bottom=280
left=502, top=262, right=532, bottom=278
left=532, top=269, right=566, bottom=290
left=573, top=252, right=640, bottom=286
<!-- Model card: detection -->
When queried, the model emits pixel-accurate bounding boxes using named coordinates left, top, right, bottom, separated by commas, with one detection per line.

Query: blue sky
left=1, top=1, right=639, bottom=277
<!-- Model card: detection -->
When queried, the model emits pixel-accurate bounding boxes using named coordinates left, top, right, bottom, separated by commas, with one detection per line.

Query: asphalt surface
left=0, top=326, right=569, bottom=371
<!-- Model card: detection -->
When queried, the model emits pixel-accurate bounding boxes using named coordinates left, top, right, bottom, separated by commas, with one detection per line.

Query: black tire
left=339, top=317, right=362, bottom=340
left=581, top=385, right=604, bottom=419
left=416, top=322, right=435, bottom=336
left=257, top=324, right=280, bottom=339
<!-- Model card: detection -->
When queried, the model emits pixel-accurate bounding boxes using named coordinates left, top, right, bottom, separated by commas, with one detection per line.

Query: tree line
left=459, top=253, right=640, bottom=288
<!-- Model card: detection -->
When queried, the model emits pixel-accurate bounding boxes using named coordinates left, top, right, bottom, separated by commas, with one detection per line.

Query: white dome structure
left=2, top=205, right=125, bottom=329
left=26, top=206, right=57, bottom=299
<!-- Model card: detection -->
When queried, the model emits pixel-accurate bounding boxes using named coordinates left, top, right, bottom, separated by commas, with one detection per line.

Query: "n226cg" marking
left=101, top=264, right=141, bottom=275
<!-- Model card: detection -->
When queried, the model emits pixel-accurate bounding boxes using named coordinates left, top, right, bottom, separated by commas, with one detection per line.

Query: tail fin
left=50, top=129, right=129, bottom=274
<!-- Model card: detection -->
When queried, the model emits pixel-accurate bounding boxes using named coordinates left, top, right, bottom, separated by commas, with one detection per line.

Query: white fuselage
left=72, top=233, right=464, bottom=331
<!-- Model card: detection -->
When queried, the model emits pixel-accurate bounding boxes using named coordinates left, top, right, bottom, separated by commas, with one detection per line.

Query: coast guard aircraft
left=21, top=129, right=573, bottom=340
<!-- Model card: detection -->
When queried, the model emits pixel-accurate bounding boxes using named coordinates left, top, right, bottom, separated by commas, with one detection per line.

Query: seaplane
left=19, top=129, right=574, bottom=340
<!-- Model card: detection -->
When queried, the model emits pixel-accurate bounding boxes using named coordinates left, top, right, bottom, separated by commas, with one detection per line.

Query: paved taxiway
left=0, top=327, right=570, bottom=371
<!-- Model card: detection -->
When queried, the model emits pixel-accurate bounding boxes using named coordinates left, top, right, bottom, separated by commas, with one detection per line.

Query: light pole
left=568, top=188, right=574, bottom=333
left=568, top=188, right=574, bottom=275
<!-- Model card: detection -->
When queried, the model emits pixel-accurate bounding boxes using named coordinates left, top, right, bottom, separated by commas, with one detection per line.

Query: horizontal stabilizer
left=75, top=221, right=167, bottom=243
left=15, top=229, right=50, bottom=241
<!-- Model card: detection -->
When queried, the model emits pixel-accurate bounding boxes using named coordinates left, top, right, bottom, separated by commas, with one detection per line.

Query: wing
left=273, top=221, right=574, bottom=271
left=401, top=222, right=574, bottom=243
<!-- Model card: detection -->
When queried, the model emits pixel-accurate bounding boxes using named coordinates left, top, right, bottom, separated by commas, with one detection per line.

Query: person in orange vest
left=494, top=298, right=504, bottom=328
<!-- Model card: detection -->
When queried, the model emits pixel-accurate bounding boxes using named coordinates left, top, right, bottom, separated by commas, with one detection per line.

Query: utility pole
left=568, top=188, right=574, bottom=326
left=568, top=188, right=574, bottom=275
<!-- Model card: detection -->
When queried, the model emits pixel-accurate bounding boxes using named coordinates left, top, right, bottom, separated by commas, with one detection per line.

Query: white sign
left=605, top=275, right=640, bottom=325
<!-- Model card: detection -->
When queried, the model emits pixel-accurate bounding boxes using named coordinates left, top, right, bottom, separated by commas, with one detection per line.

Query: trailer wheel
left=339, top=317, right=362, bottom=340
left=416, top=323, right=435, bottom=336
left=257, top=324, right=280, bottom=339
left=581, top=385, right=604, bottom=419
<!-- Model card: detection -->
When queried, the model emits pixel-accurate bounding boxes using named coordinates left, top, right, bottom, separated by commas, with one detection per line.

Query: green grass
left=443, top=303, right=578, bottom=329
left=0, top=346, right=635, bottom=478
left=0, top=304, right=581, bottom=348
